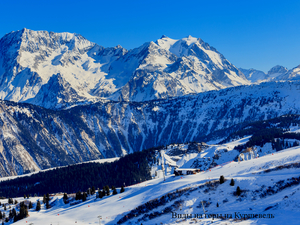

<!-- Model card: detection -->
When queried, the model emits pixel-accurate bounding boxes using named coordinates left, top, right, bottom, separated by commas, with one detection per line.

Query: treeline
left=234, top=127, right=300, bottom=152
left=0, top=148, right=156, bottom=198
left=221, top=114, right=300, bottom=144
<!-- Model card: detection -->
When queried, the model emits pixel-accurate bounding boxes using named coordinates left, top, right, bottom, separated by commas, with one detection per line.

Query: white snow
left=5, top=137, right=300, bottom=225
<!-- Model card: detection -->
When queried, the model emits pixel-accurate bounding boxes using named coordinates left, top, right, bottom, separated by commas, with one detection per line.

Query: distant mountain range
left=1, top=28, right=300, bottom=177
left=0, top=28, right=252, bottom=109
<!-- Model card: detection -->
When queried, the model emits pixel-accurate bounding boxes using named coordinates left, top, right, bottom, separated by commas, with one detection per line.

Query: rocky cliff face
left=1, top=81, right=300, bottom=176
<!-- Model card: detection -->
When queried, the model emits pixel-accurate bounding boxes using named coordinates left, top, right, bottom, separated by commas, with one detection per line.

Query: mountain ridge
left=0, top=28, right=250, bottom=108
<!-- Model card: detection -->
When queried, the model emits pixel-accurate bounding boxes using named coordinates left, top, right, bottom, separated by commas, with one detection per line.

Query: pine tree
left=63, top=193, right=68, bottom=203
left=36, top=200, right=41, bottom=211
left=105, top=185, right=110, bottom=196
left=230, top=178, right=235, bottom=186
left=46, top=200, right=50, bottom=209
left=113, top=188, right=117, bottom=195
left=236, top=186, right=241, bottom=196
left=29, top=201, right=33, bottom=209
left=46, top=193, right=50, bottom=202
left=12, top=208, right=16, bottom=217
left=43, top=194, right=46, bottom=204
left=75, top=191, right=82, bottom=200
left=4, top=205, right=6, bottom=211
left=120, top=185, right=125, bottom=193
left=9, top=210, right=13, bottom=219
left=24, top=194, right=26, bottom=199
left=91, top=186, right=96, bottom=195
left=82, top=192, right=87, bottom=202
left=14, top=199, right=18, bottom=204
left=219, top=175, right=225, bottom=184
left=46, top=193, right=50, bottom=209
left=216, top=202, right=219, bottom=207
left=97, top=189, right=102, bottom=198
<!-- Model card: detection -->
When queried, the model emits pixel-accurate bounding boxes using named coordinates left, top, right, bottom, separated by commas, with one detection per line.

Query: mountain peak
left=268, top=65, right=288, bottom=75
left=160, top=35, right=168, bottom=39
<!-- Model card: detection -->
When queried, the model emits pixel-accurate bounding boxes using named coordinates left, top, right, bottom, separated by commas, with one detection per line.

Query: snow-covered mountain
left=240, top=65, right=289, bottom=83
left=0, top=29, right=250, bottom=108
left=110, top=35, right=250, bottom=101
left=275, top=65, right=300, bottom=81
left=0, top=28, right=127, bottom=108
left=1, top=81, right=300, bottom=176
left=239, top=68, right=267, bottom=83
left=239, top=65, right=300, bottom=84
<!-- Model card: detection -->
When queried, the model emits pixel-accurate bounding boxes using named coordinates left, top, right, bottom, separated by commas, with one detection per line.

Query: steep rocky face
left=0, top=29, right=250, bottom=108
left=1, top=81, right=300, bottom=177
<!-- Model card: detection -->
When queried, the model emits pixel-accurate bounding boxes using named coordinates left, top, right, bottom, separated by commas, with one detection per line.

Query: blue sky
left=1, top=0, right=299, bottom=72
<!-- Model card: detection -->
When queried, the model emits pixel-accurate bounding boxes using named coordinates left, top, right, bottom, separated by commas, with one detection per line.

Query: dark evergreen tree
left=216, top=202, right=219, bottom=207
left=36, top=200, right=41, bottom=211
left=236, top=186, right=241, bottom=196
left=82, top=192, right=87, bottom=202
left=230, top=178, right=235, bottom=186
left=104, top=185, right=110, bottom=196
left=46, top=193, right=50, bottom=209
left=46, top=200, right=50, bottom=209
left=24, top=194, right=26, bottom=199
left=19, top=202, right=28, bottom=219
left=9, top=210, right=13, bottom=219
left=46, top=193, right=50, bottom=202
left=12, top=208, right=16, bottom=218
left=219, top=175, right=225, bottom=184
left=43, top=194, right=46, bottom=204
left=91, top=186, right=95, bottom=195
left=8, top=198, right=13, bottom=204
left=113, top=187, right=117, bottom=195
left=120, top=185, right=125, bottom=193
left=29, top=201, right=33, bottom=209
left=75, top=191, right=82, bottom=200
left=63, top=193, right=68, bottom=203
left=97, top=189, right=103, bottom=198
left=14, top=199, right=18, bottom=204
left=4, top=205, right=6, bottom=211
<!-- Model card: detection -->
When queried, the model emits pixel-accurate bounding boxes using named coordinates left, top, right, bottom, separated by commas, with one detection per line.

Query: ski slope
left=6, top=142, right=300, bottom=225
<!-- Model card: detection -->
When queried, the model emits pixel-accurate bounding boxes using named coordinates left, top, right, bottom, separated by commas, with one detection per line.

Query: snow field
left=7, top=144, right=300, bottom=225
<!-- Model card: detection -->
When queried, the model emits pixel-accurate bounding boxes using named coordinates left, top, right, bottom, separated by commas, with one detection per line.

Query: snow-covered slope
left=8, top=141, right=300, bottom=225
left=2, top=81, right=300, bottom=176
left=0, top=29, right=249, bottom=108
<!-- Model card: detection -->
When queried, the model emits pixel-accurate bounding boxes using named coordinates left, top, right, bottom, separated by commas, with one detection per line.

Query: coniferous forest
left=0, top=148, right=157, bottom=198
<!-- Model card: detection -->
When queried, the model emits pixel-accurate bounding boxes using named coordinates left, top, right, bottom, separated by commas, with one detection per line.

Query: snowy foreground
left=5, top=143, right=300, bottom=225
